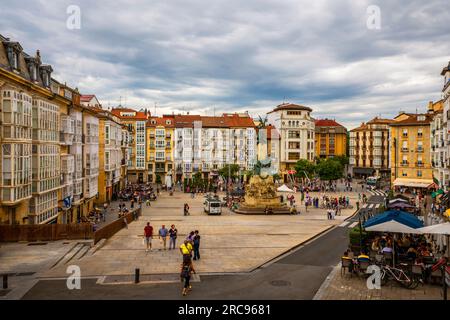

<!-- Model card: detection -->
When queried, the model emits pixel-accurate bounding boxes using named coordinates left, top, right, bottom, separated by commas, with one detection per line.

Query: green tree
left=193, top=172, right=202, bottom=188
left=316, top=158, right=343, bottom=181
left=257, top=115, right=268, bottom=129
left=333, top=155, right=349, bottom=167
left=219, top=164, right=240, bottom=179
left=294, top=159, right=315, bottom=179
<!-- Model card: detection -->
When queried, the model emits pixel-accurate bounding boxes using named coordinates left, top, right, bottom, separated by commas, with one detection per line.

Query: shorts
left=145, top=237, right=152, bottom=244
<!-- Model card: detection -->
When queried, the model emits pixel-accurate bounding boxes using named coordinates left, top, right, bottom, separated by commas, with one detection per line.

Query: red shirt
left=144, top=226, right=153, bottom=237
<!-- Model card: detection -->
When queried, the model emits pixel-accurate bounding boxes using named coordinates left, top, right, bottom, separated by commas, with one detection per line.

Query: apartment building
left=442, top=62, right=450, bottom=190
left=389, top=110, right=436, bottom=190
left=111, top=108, right=148, bottom=183
left=349, top=117, right=393, bottom=179
left=146, top=115, right=175, bottom=186
left=173, top=113, right=257, bottom=182
left=314, top=119, right=347, bottom=159
left=430, top=100, right=447, bottom=190
left=266, top=103, right=315, bottom=181
left=82, top=97, right=126, bottom=204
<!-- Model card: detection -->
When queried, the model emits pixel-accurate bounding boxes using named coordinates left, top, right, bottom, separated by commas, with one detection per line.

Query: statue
left=235, top=157, right=289, bottom=214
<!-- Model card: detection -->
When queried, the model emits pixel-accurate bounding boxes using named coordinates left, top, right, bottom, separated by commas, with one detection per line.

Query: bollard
left=2, top=274, right=7, bottom=289
left=135, top=268, right=140, bottom=284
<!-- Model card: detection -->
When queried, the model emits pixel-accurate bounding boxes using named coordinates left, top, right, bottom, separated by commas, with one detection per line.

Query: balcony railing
left=416, top=148, right=424, bottom=153
left=416, top=162, right=424, bottom=167
left=401, top=148, right=409, bottom=152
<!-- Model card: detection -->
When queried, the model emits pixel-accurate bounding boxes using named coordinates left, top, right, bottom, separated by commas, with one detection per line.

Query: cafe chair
left=341, top=258, right=353, bottom=277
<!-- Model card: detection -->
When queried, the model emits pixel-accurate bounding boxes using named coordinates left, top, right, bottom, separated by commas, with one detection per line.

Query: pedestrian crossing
left=362, top=203, right=381, bottom=210
left=338, top=221, right=359, bottom=228
left=368, top=189, right=387, bottom=197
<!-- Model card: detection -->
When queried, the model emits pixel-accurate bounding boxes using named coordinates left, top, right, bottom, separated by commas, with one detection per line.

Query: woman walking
left=180, top=259, right=196, bottom=296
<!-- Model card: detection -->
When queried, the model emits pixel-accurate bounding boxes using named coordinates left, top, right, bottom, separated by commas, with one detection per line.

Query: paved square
left=39, top=190, right=357, bottom=278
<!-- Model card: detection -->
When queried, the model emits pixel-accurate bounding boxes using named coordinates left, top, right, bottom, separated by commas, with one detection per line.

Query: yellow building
left=146, top=115, right=175, bottom=185
left=314, top=119, right=347, bottom=159
left=389, top=103, right=442, bottom=191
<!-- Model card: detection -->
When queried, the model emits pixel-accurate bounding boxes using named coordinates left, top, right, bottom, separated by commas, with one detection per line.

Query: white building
left=266, top=103, right=315, bottom=181
left=442, top=62, right=450, bottom=189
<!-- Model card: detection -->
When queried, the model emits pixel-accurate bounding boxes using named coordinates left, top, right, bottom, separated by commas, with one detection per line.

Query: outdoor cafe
left=343, top=198, right=450, bottom=297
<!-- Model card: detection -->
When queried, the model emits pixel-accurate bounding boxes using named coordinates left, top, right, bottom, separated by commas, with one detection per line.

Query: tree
left=316, top=158, right=344, bottom=181
left=257, top=115, right=268, bottom=129
left=219, top=164, right=240, bottom=179
left=333, top=155, right=349, bottom=167
left=294, top=159, right=315, bottom=180
left=193, top=172, right=202, bottom=188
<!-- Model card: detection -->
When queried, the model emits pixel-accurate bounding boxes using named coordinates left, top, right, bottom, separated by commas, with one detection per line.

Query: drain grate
left=27, top=242, right=48, bottom=246
left=270, top=280, right=291, bottom=287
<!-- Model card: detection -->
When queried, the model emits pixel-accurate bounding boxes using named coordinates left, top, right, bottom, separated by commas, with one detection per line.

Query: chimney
left=428, top=101, right=433, bottom=111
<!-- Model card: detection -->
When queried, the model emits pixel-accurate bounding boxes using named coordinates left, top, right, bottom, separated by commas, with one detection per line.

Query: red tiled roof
left=200, top=116, right=228, bottom=128
left=267, top=103, right=312, bottom=114
left=111, top=107, right=148, bottom=120
left=146, top=116, right=175, bottom=128
left=80, top=94, right=95, bottom=102
left=223, top=113, right=256, bottom=127
left=174, top=115, right=202, bottom=127
left=315, top=119, right=345, bottom=128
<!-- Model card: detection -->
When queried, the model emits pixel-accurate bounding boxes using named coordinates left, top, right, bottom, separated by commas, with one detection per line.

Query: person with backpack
left=193, top=230, right=201, bottom=260
left=180, top=259, right=196, bottom=296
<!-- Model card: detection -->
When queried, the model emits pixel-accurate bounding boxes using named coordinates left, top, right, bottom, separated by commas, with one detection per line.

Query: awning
left=277, top=184, right=294, bottom=193
left=363, top=210, right=424, bottom=230
left=393, top=178, right=434, bottom=188
left=432, top=189, right=445, bottom=198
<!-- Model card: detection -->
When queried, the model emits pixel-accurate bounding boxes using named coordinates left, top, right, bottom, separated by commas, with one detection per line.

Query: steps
left=50, top=241, right=93, bottom=269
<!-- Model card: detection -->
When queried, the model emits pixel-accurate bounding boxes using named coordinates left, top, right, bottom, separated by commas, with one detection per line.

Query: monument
left=235, top=159, right=290, bottom=215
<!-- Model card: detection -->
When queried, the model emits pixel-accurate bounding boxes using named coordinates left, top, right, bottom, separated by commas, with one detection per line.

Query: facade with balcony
left=442, top=62, right=450, bottom=191
left=266, top=103, right=315, bottom=182
left=389, top=110, right=437, bottom=190
left=173, top=113, right=257, bottom=183
left=431, top=100, right=448, bottom=190
left=111, top=108, right=148, bottom=183
left=349, top=117, right=393, bottom=179
left=83, top=113, right=99, bottom=214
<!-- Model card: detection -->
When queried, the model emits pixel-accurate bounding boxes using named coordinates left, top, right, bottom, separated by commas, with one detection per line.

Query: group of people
left=143, top=222, right=202, bottom=296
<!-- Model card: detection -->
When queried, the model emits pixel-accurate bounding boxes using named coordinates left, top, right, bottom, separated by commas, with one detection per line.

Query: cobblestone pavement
left=38, top=189, right=359, bottom=278
left=316, top=264, right=445, bottom=300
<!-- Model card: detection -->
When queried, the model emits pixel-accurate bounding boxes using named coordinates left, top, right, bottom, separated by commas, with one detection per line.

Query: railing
left=0, top=224, right=93, bottom=242
left=416, top=162, right=424, bottom=167
left=93, top=208, right=141, bottom=244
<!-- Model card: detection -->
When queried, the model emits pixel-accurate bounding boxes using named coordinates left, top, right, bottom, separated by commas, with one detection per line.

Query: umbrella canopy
left=363, top=210, right=424, bottom=230
left=419, top=222, right=450, bottom=235
left=389, top=198, right=409, bottom=204
left=432, top=189, right=445, bottom=198
left=277, top=184, right=294, bottom=193
left=388, top=202, right=416, bottom=210
left=365, top=220, right=423, bottom=234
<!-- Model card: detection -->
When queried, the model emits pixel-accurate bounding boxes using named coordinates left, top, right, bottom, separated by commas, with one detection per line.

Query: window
left=12, top=52, right=19, bottom=69
left=402, top=171, right=407, bottom=177
left=417, top=142, right=423, bottom=152
left=417, top=128, right=423, bottom=137
left=417, top=170, right=422, bottom=177
left=402, top=141, right=408, bottom=151
left=402, top=129, right=408, bottom=137
left=105, top=125, right=110, bottom=145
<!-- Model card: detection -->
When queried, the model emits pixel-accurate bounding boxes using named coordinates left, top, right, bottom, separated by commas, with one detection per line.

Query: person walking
left=144, top=222, right=153, bottom=252
left=193, top=230, right=201, bottom=261
left=180, top=240, right=193, bottom=261
left=184, top=203, right=190, bottom=216
left=180, top=258, right=196, bottom=296
left=159, top=224, right=169, bottom=250
left=169, top=224, right=178, bottom=250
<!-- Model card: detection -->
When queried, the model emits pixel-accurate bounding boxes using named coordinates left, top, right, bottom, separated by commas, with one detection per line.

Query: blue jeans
left=193, top=244, right=200, bottom=260
left=169, top=237, right=176, bottom=250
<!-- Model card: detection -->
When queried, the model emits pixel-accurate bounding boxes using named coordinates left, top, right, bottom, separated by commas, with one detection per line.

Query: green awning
left=432, top=189, right=444, bottom=198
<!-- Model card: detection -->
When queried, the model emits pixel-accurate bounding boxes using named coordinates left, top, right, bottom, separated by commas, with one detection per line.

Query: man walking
left=144, top=222, right=153, bottom=252
left=193, top=230, right=201, bottom=261
left=159, top=224, right=169, bottom=250
left=180, top=240, right=193, bottom=261
left=169, top=224, right=178, bottom=250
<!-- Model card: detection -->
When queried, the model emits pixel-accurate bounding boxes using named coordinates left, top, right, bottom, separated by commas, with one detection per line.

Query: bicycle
left=380, top=263, right=420, bottom=289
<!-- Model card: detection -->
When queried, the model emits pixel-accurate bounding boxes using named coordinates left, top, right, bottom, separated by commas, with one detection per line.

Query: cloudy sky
left=1, top=0, right=449, bottom=129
